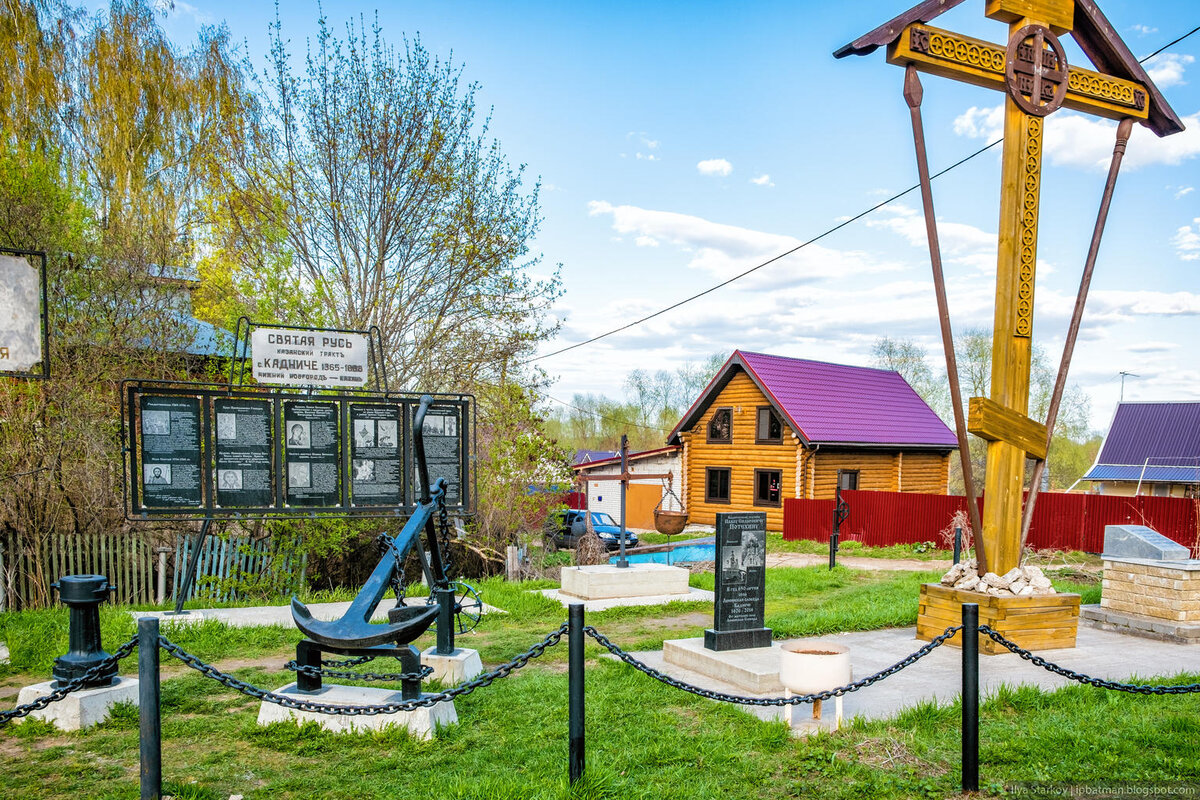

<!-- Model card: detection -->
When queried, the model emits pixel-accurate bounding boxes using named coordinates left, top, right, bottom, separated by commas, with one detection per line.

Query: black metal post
left=138, top=617, right=162, bottom=800
left=828, top=531, right=838, bottom=570
left=829, top=485, right=846, bottom=570
left=52, top=575, right=118, bottom=687
left=568, top=604, right=585, bottom=784
left=172, top=518, right=211, bottom=614
left=435, top=586, right=456, bottom=655
left=616, top=435, right=629, bottom=568
left=962, top=603, right=979, bottom=793
left=953, top=526, right=962, bottom=565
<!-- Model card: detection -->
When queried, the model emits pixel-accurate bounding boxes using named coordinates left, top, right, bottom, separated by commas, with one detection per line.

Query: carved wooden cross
left=838, top=0, right=1182, bottom=574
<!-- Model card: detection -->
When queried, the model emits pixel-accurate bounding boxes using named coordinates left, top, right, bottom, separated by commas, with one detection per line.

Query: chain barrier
left=979, top=626, right=1200, bottom=695
left=0, top=636, right=139, bottom=726
left=284, top=659, right=433, bottom=683
left=158, top=622, right=568, bottom=716
left=584, top=624, right=963, bottom=706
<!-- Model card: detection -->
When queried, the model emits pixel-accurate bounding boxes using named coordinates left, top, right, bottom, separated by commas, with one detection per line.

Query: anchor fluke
left=290, top=596, right=439, bottom=648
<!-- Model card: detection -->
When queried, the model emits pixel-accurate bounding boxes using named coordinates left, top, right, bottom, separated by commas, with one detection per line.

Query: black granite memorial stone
left=704, top=511, right=772, bottom=651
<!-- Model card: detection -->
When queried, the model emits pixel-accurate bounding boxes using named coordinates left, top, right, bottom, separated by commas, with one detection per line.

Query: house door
left=625, top=484, right=660, bottom=530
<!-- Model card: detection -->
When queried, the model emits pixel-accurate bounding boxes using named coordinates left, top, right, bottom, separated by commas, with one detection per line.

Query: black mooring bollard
left=568, top=604, right=585, bottom=785
left=961, top=603, right=979, bottom=793
left=953, top=526, right=962, bottom=565
left=52, top=574, right=118, bottom=688
left=138, top=617, right=162, bottom=800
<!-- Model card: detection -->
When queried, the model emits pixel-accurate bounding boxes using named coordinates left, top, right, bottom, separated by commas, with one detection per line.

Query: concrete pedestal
left=662, top=637, right=784, bottom=694
left=257, top=683, right=456, bottom=738
left=16, top=676, right=139, bottom=731
left=560, top=563, right=690, bottom=600
left=421, top=647, right=483, bottom=684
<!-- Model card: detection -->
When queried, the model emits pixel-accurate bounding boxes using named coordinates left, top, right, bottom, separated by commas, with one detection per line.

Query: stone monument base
left=16, top=676, right=139, bottom=731
left=663, top=637, right=783, bottom=694
left=1080, top=604, right=1200, bottom=644
left=257, top=683, right=456, bottom=738
left=704, top=627, right=772, bottom=652
left=560, top=563, right=690, bottom=600
left=421, top=647, right=483, bottom=684
left=916, top=583, right=1080, bottom=655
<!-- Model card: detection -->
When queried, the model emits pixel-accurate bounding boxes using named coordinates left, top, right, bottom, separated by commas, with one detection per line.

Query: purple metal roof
left=738, top=351, right=956, bottom=446
left=1092, top=402, right=1200, bottom=469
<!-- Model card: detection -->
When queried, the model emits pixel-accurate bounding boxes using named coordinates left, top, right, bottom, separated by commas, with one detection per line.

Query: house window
left=707, top=408, right=732, bottom=443
left=705, top=467, right=731, bottom=503
left=755, top=469, right=781, bottom=507
left=756, top=406, right=782, bottom=443
left=837, top=469, right=859, bottom=491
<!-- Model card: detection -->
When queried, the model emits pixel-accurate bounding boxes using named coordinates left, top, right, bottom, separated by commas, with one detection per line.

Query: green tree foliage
left=209, top=14, right=562, bottom=390
left=870, top=333, right=1095, bottom=493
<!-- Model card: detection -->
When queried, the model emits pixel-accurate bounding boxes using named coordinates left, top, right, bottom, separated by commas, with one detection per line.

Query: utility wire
left=539, top=391, right=671, bottom=433
left=529, top=23, right=1200, bottom=366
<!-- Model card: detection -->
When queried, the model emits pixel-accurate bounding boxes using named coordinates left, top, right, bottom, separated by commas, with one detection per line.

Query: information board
left=283, top=401, right=341, bottom=507
left=213, top=398, right=273, bottom=508
left=138, top=395, right=203, bottom=508
left=251, top=328, right=369, bottom=388
left=412, top=402, right=465, bottom=504
left=0, top=250, right=48, bottom=378
left=350, top=403, right=403, bottom=506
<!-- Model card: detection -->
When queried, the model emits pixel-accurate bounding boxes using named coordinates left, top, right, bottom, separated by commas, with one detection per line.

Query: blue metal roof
left=1083, top=464, right=1200, bottom=483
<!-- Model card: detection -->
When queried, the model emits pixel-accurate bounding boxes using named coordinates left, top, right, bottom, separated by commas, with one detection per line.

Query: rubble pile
left=939, top=559, right=1056, bottom=597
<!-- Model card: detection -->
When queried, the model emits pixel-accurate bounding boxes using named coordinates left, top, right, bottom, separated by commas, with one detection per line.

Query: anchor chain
left=436, top=494, right=455, bottom=580
left=284, top=660, right=433, bottom=683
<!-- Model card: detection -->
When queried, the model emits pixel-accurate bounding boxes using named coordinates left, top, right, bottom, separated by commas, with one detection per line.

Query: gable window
left=756, top=406, right=783, bottom=443
left=837, top=469, right=859, bottom=491
left=755, top=469, right=781, bottom=506
left=705, top=467, right=731, bottom=503
left=707, top=408, right=732, bottom=443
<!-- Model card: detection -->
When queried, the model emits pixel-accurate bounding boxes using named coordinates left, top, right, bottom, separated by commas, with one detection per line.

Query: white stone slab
left=256, top=682, right=456, bottom=738
left=421, top=647, right=483, bottom=684
left=133, top=597, right=505, bottom=629
left=538, top=586, right=714, bottom=612
left=663, top=637, right=785, bottom=694
left=560, top=563, right=690, bottom=600
left=16, top=676, right=139, bottom=731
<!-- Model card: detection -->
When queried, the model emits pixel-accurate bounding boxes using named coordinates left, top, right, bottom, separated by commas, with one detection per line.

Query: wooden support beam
left=967, top=397, right=1048, bottom=460
left=985, top=0, right=1075, bottom=33
left=575, top=471, right=673, bottom=483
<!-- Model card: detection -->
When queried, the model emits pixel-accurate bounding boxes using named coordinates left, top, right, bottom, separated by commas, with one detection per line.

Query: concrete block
left=15, top=677, right=139, bottom=731
left=1103, top=525, right=1190, bottom=562
left=257, top=683, right=456, bottom=739
left=663, top=637, right=784, bottom=694
left=421, top=647, right=483, bottom=684
left=560, top=563, right=690, bottom=600
left=0, top=641, right=8, bottom=665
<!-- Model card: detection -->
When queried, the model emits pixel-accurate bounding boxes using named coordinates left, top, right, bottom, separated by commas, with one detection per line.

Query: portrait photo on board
left=216, top=413, right=237, bottom=440
left=288, top=461, right=311, bottom=489
left=286, top=421, right=310, bottom=449
left=144, top=464, right=172, bottom=485
left=218, top=469, right=243, bottom=490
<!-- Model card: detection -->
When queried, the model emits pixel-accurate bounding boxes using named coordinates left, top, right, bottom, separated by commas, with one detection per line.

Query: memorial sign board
left=350, top=403, right=403, bottom=507
left=0, top=250, right=48, bottom=378
left=411, top=401, right=466, bottom=504
left=704, top=511, right=772, bottom=651
left=138, top=395, right=203, bottom=508
left=283, top=401, right=341, bottom=507
left=251, top=328, right=369, bottom=388
left=213, top=398, right=273, bottom=508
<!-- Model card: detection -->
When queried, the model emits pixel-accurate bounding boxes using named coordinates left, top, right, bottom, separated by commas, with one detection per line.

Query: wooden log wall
left=681, top=372, right=797, bottom=531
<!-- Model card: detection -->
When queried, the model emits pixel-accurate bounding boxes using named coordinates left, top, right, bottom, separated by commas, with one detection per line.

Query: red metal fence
left=783, top=490, right=1199, bottom=554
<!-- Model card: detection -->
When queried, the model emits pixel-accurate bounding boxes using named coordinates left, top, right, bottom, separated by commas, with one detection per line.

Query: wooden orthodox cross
left=838, top=0, right=1183, bottom=575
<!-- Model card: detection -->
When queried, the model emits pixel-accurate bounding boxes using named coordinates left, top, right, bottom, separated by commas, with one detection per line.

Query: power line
left=528, top=22, right=1200, bottom=366
left=539, top=391, right=671, bottom=433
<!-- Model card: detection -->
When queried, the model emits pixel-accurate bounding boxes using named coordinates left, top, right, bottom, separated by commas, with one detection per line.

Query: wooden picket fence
left=173, top=533, right=307, bottom=603
left=0, top=530, right=159, bottom=610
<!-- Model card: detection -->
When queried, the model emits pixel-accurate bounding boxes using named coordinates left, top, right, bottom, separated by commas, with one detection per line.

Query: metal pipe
left=172, top=518, right=211, bottom=614
left=953, top=526, right=962, bottom=565
left=961, top=603, right=979, bottom=793
left=903, top=64, right=987, bottom=574
left=1020, top=118, right=1135, bottom=550
left=568, top=604, right=585, bottom=784
left=138, top=617, right=162, bottom=800
left=616, top=435, right=629, bottom=569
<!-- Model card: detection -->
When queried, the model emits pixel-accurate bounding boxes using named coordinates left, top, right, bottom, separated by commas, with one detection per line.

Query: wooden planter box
left=916, top=583, right=1081, bottom=655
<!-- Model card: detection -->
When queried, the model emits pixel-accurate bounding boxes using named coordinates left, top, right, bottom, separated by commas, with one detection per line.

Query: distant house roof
left=1082, top=402, right=1200, bottom=484
left=668, top=350, right=956, bottom=449
left=572, top=446, right=680, bottom=473
left=572, top=449, right=618, bottom=466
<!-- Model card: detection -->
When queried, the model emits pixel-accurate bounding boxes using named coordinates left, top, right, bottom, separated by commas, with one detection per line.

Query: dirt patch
left=849, top=736, right=947, bottom=775
left=767, top=553, right=950, bottom=572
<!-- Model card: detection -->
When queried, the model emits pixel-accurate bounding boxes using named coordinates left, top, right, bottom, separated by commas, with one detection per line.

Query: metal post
left=828, top=531, right=838, bottom=570
left=138, top=617, right=162, bottom=800
left=155, top=547, right=170, bottom=606
left=52, top=575, right=117, bottom=687
left=568, top=604, right=585, bottom=784
left=435, top=586, right=455, bottom=655
left=953, top=527, right=962, bottom=565
left=616, top=435, right=629, bottom=568
left=961, top=603, right=979, bottom=793
left=172, top=518, right=211, bottom=614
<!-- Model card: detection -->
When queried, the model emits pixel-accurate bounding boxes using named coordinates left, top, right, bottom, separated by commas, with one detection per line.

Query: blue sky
left=147, top=0, right=1199, bottom=432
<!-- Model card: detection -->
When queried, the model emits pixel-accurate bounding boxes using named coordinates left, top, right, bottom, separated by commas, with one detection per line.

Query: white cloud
left=1176, top=186, right=1194, bottom=199
left=1145, top=54, right=1194, bottom=89
left=635, top=152, right=659, bottom=161
left=865, top=204, right=997, bottom=272
left=635, top=235, right=659, bottom=248
left=697, top=158, right=733, bottom=177
left=152, top=0, right=213, bottom=23
left=1173, top=217, right=1200, bottom=261
left=952, top=105, right=1200, bottom=170
left=1131, top=24, right=1159, bottom=36
left=1088, top=289, right=1200, bottom=317
left=750, top=173, right=774, bottom=187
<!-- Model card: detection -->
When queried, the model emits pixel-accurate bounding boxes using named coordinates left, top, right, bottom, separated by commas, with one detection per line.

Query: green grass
left=0, top=564, right=1157, bottom=798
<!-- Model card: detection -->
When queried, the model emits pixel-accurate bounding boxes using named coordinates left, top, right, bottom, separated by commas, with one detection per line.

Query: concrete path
left=132, top=597, right=504, bottom=628
left=625, top=624, right=1200, bottom=733
left=766, top=553, right=953, bottom=572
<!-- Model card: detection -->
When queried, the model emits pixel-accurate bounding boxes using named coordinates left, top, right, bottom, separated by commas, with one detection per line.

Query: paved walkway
left=766, top=553, right=953, bottom=572
left=133, top=597, right=504, bottom=628
left=626, top=624, right=1200, bottom=733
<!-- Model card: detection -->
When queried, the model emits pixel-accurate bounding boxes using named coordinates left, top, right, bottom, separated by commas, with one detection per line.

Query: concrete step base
left=257, top=683, right=456, bottom=738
